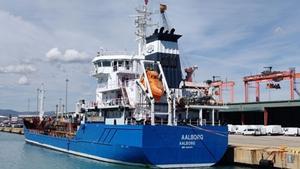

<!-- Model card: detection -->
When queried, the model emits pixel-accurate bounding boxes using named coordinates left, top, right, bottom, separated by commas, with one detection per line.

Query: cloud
left=273, top=26, right=285, bottom=35
left=0, top=0, right=300, bottom=111
left=18, top=75, right=29, bottom=85
left=0, top=64, right=36, bottom=74
left=46, top=48, right=90, bottom=63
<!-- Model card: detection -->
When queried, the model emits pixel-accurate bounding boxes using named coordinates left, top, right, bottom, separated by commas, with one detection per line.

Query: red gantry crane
left=184, top=67, right=235, bottom=103
left=243, top=67, right=300, bottom=102
left=211, top=76, right=235, bottom=103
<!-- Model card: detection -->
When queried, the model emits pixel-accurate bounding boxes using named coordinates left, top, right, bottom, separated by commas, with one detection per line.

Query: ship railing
left=96, top=79, right=134, bottom=90
left=111, top=66, right=136, bottom=74
left=86, top=101, right=98, bottom=109
left=97, top=82, right=120, bottom=90
left=96, top=50, right=131, bottom=56
left=119, top=80, right=127, bottom=87
left=92, top=63, right=135, bottom=74
left=91, top=66, right=115, bottom=76
left=98, top=98, right=130, bottom=107
left=28, top=129, right=76, bottom=138
left=154, top=118, right=169, bottom=125
left=93, top=68, right=134, bottom=75
left=87, top=116, right=104, bottom=122
left=174, top=119, right=208, bottom=126
left=204, top=120, right=222, bottom=126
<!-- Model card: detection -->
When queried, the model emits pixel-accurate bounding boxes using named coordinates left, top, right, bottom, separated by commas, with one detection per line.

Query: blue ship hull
left=24, top=123, right=228, bottom=168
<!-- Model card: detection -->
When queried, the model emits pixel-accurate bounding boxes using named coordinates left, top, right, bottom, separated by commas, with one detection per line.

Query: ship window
left=125, top=61, right=130, bottom=70
left=103, top=61, right=111, bottom=67
left=113, top=61, right=117, bottom=71
left=118, top=61, right=123, bottom=67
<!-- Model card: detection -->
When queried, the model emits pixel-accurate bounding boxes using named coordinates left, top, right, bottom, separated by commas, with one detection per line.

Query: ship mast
left=134, top=1, right=153, bottom=56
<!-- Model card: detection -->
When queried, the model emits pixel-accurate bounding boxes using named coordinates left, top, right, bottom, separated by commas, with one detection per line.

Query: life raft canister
left=140, top=70, right=164, bottom=101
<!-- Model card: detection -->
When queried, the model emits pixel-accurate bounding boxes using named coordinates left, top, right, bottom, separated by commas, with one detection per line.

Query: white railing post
left=199, top=108, right=203, bottom=126
left=212, top=109, right=215, bottom=126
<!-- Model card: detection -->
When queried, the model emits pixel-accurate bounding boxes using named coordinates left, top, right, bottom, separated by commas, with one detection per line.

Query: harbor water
left=0, top=132, right=253, bottom=169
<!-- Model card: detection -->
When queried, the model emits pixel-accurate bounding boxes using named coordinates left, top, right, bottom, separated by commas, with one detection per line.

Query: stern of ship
left=142, top=125, right=228, bottom=168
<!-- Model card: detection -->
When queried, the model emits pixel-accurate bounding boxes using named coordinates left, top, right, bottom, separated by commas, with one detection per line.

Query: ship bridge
left=92, top=54, right=140, bottom=77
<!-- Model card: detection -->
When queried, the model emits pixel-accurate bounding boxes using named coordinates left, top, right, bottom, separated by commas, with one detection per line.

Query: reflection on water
left=0, top=132, right=253, bottom=169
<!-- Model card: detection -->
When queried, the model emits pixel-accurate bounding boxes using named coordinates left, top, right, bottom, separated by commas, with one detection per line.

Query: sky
left=0, top=0, right=300, bottom=112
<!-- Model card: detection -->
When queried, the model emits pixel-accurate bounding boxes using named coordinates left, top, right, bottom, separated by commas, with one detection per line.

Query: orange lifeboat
left=140, top=70, right=164, bottom=101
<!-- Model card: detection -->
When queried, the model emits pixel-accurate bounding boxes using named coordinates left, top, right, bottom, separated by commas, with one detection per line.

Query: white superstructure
left=88, top=3, right=226, bottom=126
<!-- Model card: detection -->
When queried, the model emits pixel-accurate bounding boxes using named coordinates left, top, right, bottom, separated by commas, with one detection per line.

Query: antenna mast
left=135, top=1, right=153, bottom=56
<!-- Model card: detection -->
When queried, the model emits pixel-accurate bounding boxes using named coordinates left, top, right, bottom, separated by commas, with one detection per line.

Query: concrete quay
left=223, top=135, right=300, bottom=169
left=0, top=127, right=23, bottom=134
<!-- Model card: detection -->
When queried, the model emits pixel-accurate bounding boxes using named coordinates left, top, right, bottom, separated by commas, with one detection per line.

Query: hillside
left=0, top=109, right=54, bottom=117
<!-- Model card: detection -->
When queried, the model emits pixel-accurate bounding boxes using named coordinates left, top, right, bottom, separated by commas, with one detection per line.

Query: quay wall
left=222, top=144, right=300, bottom=169
left=0, top=127, right=23, bottom=135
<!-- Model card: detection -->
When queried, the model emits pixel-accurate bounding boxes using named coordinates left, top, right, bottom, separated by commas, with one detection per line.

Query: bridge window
left=103, top=61, right=111, bottom=67
left=96, top=62, right=102, bottom=67
left=118, top=61, right=123, bottom=68
left=113, top=61, right=117, bottom=71
left=125, top=61, right=130, bottom=70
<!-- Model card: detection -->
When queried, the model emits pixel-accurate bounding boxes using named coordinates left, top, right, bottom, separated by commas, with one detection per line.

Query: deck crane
left=184, top=65, right=198, bottom=82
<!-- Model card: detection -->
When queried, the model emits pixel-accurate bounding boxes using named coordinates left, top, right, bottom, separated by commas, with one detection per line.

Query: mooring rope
left=186, top=124, right=228, bottom=137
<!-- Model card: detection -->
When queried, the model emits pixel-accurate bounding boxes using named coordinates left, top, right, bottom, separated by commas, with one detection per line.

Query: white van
left=258, top=126, right=267, bottom=135
left=235, top=125, right=249, bottom=135
left=243, top=128, right=261, bottom=136
left=264, top=125, right=283, bottom=135
left=283, top=127, right=299, bottom=136
left=227, top=124, right=237, bottom=134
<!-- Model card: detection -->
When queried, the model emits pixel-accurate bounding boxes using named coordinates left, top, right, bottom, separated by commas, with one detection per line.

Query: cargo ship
left=23, top=2, right=228, bottom=168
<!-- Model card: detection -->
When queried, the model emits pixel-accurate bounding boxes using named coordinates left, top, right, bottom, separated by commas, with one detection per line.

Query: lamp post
left=27, top=98, right=30, bottom=113
left=36, top=88, right=40, bottom=114
left=65, top=78, right=69, bottom=114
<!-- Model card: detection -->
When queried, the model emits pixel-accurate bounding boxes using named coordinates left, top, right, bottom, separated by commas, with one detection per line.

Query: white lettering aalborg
left=179, top=134, right=204, bottom=149
left=181, top=134, right=204, bottom=141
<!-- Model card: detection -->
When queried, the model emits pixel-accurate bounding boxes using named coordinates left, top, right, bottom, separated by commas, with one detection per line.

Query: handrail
left=98, top=98, right=130, bottom=107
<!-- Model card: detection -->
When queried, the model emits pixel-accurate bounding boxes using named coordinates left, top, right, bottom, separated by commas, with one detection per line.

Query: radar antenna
left=134, top=1, right=155, bottom=56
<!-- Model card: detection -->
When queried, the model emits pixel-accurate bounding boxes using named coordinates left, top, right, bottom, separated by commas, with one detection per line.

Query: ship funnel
left=144, top=27, right=182, bottom=88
